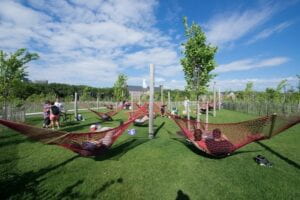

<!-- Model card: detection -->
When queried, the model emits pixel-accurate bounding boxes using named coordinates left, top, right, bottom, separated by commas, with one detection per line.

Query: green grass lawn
left=0, top=109, right=299, bottom=199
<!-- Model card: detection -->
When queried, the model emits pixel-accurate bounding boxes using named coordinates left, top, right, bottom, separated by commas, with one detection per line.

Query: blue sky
left=0, top=0, right=299, bottom=91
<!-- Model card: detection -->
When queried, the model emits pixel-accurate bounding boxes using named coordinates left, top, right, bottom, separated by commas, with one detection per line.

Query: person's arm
left=222, top=134, right=229, bottom=141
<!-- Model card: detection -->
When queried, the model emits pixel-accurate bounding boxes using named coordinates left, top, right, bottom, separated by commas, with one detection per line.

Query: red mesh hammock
left=88, top=106, right=122, bottom=120
left=171, top=114, right=300, bottom=156
left=0, top=107, right=146, bottom=156
left=127, top=103, right=148, bottom=119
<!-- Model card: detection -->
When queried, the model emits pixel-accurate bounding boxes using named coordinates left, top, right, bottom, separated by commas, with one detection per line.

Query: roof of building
left=127, top=85, right=161, bottom=92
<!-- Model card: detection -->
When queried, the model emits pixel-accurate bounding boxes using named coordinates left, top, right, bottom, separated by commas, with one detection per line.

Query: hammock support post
left=268, top=113, right=277, bottom=138
left=161, top=85, right=164, bottom=105
left=218, top=88, right=221, bottom=110
left=197, top=96, right=200, bottom=123
left=213, top=82, right=216, bottom=117
left=131, top=93, right=133, bottom=111
left=205, top=101, right=209, bottom=130
left=168, top=91, right=171, bottom=112
left=74, top=92, right=78, bottom=120
left=149, top=64, right=154, bottom=139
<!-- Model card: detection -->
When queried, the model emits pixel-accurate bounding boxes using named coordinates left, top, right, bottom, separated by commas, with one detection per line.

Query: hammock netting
left=171, top=114, right=300, bottom=156
left=88, top=105, right=123, bottom=119
left=0, top=105, right=148, bottom=156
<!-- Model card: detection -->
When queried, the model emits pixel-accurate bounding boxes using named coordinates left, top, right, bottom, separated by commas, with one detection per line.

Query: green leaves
left=0, top=48, right=39, bottom=101
left=181, top=17, right=217, bottom=97
left=113, top=74, right=129, bottom=101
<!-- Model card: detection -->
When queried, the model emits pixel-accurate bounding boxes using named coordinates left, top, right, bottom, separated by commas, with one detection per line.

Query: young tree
left=0, top=48, right=39, bottom=118
left=181, top=17, right=218, bottom=97
left=244, top=82, right=254, bottom=101
left=113, top=74, right=128, bottom=101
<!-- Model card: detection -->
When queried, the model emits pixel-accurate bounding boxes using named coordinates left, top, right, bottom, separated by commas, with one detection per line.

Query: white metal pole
left=149, top=64, right=155, bottom=139
left=213, top=82, right=216, bottom=117
left=74, top=92, right=78, bottom=120
left=218, top=88, right=221, bottom=110
left=97, top=96, right=99, bottom=110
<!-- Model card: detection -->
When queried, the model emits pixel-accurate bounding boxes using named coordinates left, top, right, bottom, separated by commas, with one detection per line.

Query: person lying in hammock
left=100, top=113, right=113, bottom=121
left=81, top=131, right=114, bottom=152
left=204, top=128, right=234, bottom=156
left=134, top=115, right=149, bottom=125
left=90, top=124, right=112, bottom=132
left=193, top=128, right=203, bottom=141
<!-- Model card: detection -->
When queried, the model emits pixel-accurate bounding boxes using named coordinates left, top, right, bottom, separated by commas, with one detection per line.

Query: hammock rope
left=170, top=114, right=300, bottom=156
left=0, top=105, right=148, bottom=156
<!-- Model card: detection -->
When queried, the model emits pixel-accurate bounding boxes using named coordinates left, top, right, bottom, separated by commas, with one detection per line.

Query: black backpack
left=51, top=106, right=60, bottom=115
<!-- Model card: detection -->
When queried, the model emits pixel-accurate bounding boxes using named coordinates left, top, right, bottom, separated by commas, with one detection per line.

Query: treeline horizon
left=8, top=80, right=300, bottom=105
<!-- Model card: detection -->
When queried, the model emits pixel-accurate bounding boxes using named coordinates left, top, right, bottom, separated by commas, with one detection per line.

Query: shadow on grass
left=0, top=134, right=20, bottom=140
left=0, top=155, right=79, bottom=199
left=56, top=179, right=85, bottom=199
left=255, top=141, right=300, bottom=169
left=0, top=138, right=35, bottom=148
left=153, top=122, right=165, bottom=137
left=176, top=189, right=190, bottom=200
left=91, top=178, right=123, bottom=198
left=170, top=134, right=261, bottom=159
left=94, top=138, right=149, bottom=161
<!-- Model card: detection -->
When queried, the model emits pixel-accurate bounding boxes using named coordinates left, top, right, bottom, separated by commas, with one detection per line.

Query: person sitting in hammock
left=205, top=128, right=234, bottom=156
left=160, top=105, right=166, bottom=117
left=134, top=115, right=149, bottom=125
left=81, top=129, right=114, bottom=152
left=100, top=113, right=113, bottom=121
left=193, top=129, right=203, bottom=141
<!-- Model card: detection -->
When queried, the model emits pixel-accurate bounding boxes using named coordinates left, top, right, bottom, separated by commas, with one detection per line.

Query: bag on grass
left=254, top=155, right=273, bottom=167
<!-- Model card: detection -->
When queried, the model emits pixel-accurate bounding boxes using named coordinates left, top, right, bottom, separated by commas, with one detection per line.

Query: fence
left=0, top=101, right=116, bottom=122
left=222, top=101, right=300, bottom=116
left=0, top=103, right=25, bottom=122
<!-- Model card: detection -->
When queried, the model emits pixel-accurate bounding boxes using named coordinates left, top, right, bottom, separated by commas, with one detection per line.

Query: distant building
left=127, top=85, right=161, bottom=99
left=34, top=80, right=48, bottom=84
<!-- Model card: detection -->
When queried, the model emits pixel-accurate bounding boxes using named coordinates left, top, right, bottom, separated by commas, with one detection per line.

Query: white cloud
left=212, top=76, right=297, bottom=91
left=0, top=0, right=184, bottom=87
left=247, top=21, right=292, bottom=44
left=205, top=4, right=275, bottom=47
left=215, top=57, right=289, bottom=73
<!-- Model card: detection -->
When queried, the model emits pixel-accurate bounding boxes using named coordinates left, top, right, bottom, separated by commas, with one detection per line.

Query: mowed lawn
left=0, top=109, right=299, bottom=200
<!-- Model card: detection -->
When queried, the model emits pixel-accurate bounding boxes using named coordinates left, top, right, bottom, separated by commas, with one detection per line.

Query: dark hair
left=194, top=129, right=203, bottom=141
left=212, top=128, right=221, bottom=139
left=45, top=100, right=50, bottom=104
left=50, top=101, right=55, bottom=105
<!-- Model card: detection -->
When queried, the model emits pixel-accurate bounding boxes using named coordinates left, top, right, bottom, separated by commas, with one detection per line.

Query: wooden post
left=268, top=113, right=277, bottom=138
left=138, top=94, right=141, bottom=105
left=161, top=85, right=164, bottom=105
left=74, top=92, right=78, bottom=120
left=218, top=88, right=221, bottom=110
left=197, top=96, right=200, bottom=122
left=149, top=64, right=154, bottom=139
left=205, top=101, right=209, bottom=130
left=187, top=100, right=191, bottom=130
left=168, top=91, right=171, bottom=112
left=213, top=82, right=216, bottom=117
left=131, top=92, right=133, bottom=111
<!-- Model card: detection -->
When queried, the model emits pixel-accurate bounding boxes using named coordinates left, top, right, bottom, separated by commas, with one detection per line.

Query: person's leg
left=50, top=120, right=54, bottom=130
left=56, top=116, right=60, bottom=128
